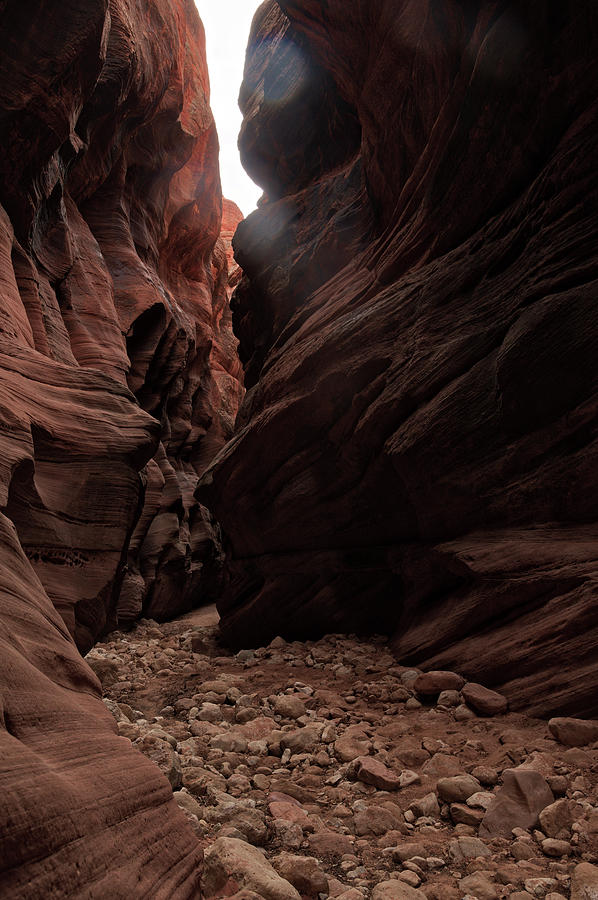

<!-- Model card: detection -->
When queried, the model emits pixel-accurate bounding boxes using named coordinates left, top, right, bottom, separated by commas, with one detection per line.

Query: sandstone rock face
left=0, top=512, right=202, bottom=896
left=0, top=0, right=243, bottom=648
left=0, top=0, right=241, bottom=894
left=202, top=0, right=598, bottom=717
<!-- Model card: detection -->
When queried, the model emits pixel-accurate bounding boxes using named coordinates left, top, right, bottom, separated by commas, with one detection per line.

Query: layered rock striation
left=0, top=0, right=241, bottom=893
left=203, top=0, right=598, bottom=717
left=1, top=0, right=244, bottom=649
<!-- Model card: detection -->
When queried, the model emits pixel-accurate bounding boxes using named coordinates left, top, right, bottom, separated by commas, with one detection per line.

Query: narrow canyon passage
left=0, top=0, right=597, bottom=897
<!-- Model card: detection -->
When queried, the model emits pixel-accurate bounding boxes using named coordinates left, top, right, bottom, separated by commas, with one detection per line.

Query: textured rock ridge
left=0, top=0, right=241, bottom=893
left=202, top=0, right=598, bottom=717
left=0, top=512, right=202, bottom=896
left=0, top=0, right=244, bottom=645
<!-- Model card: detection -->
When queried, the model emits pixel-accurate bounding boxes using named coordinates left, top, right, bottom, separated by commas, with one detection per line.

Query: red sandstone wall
left=202, top=0, right=598, bottom=718
left=0, top=0, right=241, bottom=892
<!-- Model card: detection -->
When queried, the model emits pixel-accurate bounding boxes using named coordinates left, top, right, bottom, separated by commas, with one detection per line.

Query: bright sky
left=197, top=1, right=264, bottom=217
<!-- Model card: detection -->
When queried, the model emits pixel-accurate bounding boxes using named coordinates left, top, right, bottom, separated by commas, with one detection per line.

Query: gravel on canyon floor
left=86, top=607, right=598, bottom=900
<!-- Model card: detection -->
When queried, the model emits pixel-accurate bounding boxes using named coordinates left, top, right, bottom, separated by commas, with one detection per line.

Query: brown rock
left=546, top=775, right=568, bottom=796
left=479, top=768, right=554, bottom=838
left=85, top=656, right=121, bottom=688
left=409, top=793, right=440, bottom=819
left=461, top=683, right=508, bottom=716
left=280, top=725, right=323, bottom=754
left=202, top=837, right=301, bottom=900
left=272, top=695, right=306, bottom=720
left=354, top=804, right=404, bottom=836
left=548, top=717, right=598, bottom=747
left=541, top=839, right=571, bottom=857
left=413, top=671, right=465, bottom=696
left=227, top=892, right=266, bottom=900
left=423, top=886, right=460, bottom=900
left=371, top=881, right=424, bottom=900
left=421, top=754, right=462, bottom=778
left=511, top=841, right=536, bottom=861
left=448, top=836, right=492, bottom=862
left=0, top=513, right=203, bottom=896
left=136, top=736, right=182, bottom=790
left=524, top=878, right=559, bottom=896
left=355, top=756, right=400, bottom=791
left=437, top=774, right=482, bottom=803
left=571, top=862, right=598, bottom=899
left=459, top=872, right=499, bottom=900
left=392, top=843, right=428, bottom=863
left=307, top=830, right=354, bottom=859
left=334, top=730, right=372, bottom=762
left=471, top=766, right=499, bottom=787
left=269, top=801, right=314, bottom=833
left=538, top=799, right=574, bottom=838
left=271, top=853, right=328, bottom=897
left=450, top=803, right=485, bottom=827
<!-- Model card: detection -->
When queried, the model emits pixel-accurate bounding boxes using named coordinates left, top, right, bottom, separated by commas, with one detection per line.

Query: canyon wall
left=203, top=0, right=598, bottom=718
left=0, top=0, right=241, bottom=893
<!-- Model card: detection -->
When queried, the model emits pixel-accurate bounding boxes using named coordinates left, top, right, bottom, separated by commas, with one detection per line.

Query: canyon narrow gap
left=0, top=1, right=596, bottom=898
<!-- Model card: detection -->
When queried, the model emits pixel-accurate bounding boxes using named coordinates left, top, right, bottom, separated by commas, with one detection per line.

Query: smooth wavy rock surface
left=202, top=0, right=598, bottom=717
left=0, top=0, right=240, bottom=893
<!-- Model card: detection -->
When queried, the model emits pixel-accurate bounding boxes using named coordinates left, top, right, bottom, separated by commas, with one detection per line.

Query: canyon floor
left=86, top=609, right=598, bottom=900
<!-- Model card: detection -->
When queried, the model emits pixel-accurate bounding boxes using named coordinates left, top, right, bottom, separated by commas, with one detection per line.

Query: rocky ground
left=86, top=607, right=598, bottom=900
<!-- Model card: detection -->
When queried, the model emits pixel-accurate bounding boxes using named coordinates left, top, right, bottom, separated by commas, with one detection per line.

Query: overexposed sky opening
left=197, top=1, right=264, bottom=217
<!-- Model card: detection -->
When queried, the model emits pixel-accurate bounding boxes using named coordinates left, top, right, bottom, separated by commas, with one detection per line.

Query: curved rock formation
left=0, top=0, right=244, bottom=644
left=0, top=0, right=241, bottom=893
left=202, top=0, right=598, bottom=717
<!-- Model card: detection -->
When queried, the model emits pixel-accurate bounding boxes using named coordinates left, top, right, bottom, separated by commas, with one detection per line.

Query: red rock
left=0, top=0, right=242, bottom=892
left=307, top=830, right=354, bottom=859
left=548, top=717, right=598, bottom=747
left=371, top=880, right=423, bottom=900
left=413, top=671, right=465, bottom=696
left=571, top=862, right=598, bottom=899
left=354, top=804, right=404, bottom=836
left=462, top=683, right=508, bottom=716
left=479, top=768, right=554, bottom=839
left=450, top=804, right=485, bottom=827
left=268, top=791, right=302, bottom=807
left=202, top=837, right=300, bottom=900
left=355, top=756, right=401, bottom=791
left=437, top=774, right=482, bottom=804
left=0, top=513, right=202, bottom=896
left=269, top=801, right=315, bottom=833
left=271, top=853, right=328, bottom=897
left=539, top=799, right=574, bottom=838
left=201, top=1, right=598, bottom=720
left=1, top=0, right=244, bottom=645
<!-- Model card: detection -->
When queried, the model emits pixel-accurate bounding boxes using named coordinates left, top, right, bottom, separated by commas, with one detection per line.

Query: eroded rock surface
left=0, top=0, right=241, bottom=893
left=202, top=0, right=598, bottom=717
left=1, top=0, right=243, bottom=648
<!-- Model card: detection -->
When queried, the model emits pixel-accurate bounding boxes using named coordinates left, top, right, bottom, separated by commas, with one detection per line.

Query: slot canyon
left=0, top=1, right=596, bottom=898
